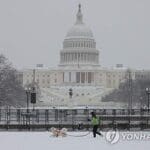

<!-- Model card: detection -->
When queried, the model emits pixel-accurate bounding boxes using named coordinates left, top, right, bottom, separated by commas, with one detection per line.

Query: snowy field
left=0, top=131, right=150, bottom=150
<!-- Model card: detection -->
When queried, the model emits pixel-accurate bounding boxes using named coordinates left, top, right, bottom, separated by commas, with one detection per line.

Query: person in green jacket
left=91, top=112, right=102, bottom=137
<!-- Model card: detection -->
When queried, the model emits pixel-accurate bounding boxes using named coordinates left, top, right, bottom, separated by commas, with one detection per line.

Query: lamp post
left=31, top=87, right=36, bottom=110
left=146, top=88, right=150, bottom=113
left=25, top=87, right=31, bottom=113
left=69, top=88, right=73, bottom=107
left=69, top=88, right=73, bottom=99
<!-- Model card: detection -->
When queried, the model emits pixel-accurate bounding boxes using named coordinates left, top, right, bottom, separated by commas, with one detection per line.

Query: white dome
left=60, top=4, right=100, bottom=67
left=65, top=4, right=94, bottom=39
left=66, top=24, right=94, bottom=39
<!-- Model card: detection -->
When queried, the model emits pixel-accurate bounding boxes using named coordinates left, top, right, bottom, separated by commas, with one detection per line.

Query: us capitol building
left=22, top=5, right=148, bottom=108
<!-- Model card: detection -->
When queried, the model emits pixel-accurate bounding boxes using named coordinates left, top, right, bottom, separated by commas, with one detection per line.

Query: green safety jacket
left=91, top=117, right=100, bottom=126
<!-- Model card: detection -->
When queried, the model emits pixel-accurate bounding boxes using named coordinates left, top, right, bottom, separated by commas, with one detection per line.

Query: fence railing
left=0, top=108, right=150, bottom=130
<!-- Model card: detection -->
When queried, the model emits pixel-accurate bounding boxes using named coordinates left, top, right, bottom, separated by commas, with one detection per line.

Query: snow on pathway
left=0, top=131, right=150, bottom=150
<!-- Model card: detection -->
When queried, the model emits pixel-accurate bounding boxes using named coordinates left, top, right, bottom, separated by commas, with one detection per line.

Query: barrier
left=0, top=108, right=149, bottom=131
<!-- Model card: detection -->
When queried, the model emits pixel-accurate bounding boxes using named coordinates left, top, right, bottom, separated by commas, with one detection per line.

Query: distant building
left=23, top=5, right=128, bottom=88
left=22, top=4, right=148, bottom=107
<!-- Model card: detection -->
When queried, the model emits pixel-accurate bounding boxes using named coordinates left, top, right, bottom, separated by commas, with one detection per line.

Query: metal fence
left=0, top=108, right=150, bottom=130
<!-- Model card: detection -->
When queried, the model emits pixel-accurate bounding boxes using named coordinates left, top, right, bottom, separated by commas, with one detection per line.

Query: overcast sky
left=0, top=0, right=150, bottom=69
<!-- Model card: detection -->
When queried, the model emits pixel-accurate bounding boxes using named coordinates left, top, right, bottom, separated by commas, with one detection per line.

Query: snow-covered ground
left=0, top=131, right=150, bottom=150
left=37, top=87, right=125, bottom=108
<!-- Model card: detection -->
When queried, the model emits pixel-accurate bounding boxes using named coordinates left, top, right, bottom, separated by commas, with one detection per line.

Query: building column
left=92, top=54, right=95, bottom=63
left=62, top=53, right=64, bottom=63
left=72, top=53, right=73, bottom=63
left=94, top=54, right=96, bottom=63
left=64, top=54, right=66, bottom=63
left=89, top=54, right=91, bottom=63
left=80, top=72, right=81, bottom=84
left=67, top=53, right=69, bottom=63
left=66, top=53, right=67, bottom=63
left=69, top=53, right=71, bottom=63
left=84, top=53, right=86, bottom=63
left=65, top=53, right=67, bottom=63
left=85, top=72, right=87, bottom=84
left=86, top=53, right=88, bottom=63
left=79, top=53, right=81, bottom=62
left=61, top=53, right=63, bottom=63
left=80, top=53, right=82, bottom=62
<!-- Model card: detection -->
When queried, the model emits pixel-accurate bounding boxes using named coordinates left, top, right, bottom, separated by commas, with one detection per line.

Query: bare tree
left=102, top=70, right=150, bottom=108
left=0, top=54, right=26, bottom=107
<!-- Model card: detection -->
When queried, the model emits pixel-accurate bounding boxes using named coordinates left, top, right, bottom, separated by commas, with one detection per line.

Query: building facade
left=23, top=5, right=130, bottom=89
left=22, top=5, right=148, bottom=107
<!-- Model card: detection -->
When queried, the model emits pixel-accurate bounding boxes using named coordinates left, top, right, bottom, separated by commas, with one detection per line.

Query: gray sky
left=0, top=0, right=150, bottom=69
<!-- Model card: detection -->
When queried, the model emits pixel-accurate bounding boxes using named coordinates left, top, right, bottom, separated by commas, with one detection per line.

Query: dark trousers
left=93, top=125, right=101, bottom=137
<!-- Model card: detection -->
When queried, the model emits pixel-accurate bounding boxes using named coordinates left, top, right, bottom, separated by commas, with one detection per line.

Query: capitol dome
left=66, top=24, right=94, bottom=39
left=65, top=4, right=94, bottom=39
left=60, top=4, right=100, bottom=67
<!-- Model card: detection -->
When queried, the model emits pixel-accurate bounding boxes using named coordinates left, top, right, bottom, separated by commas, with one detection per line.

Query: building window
left=108, top=80, right=111, bottom=85
left=84, top=41, right=86, bottom=47
left=88, top=72, right=92, bottom=83
left=81, top=72, right=85, bottom=83
left=75, top=53, right=77, bottom=60
left=69, top=72, right=71, bottom=82
left=76, top=72, right=80, bottom=83
left=63, top=72, right=64, bottom=82
left=113, top=80, right=115, bottom=85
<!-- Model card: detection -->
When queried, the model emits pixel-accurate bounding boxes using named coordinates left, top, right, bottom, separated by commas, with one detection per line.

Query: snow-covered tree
left=0, top=54, right=26, bottom=107
left=102, top=77, right=150, bottom=108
